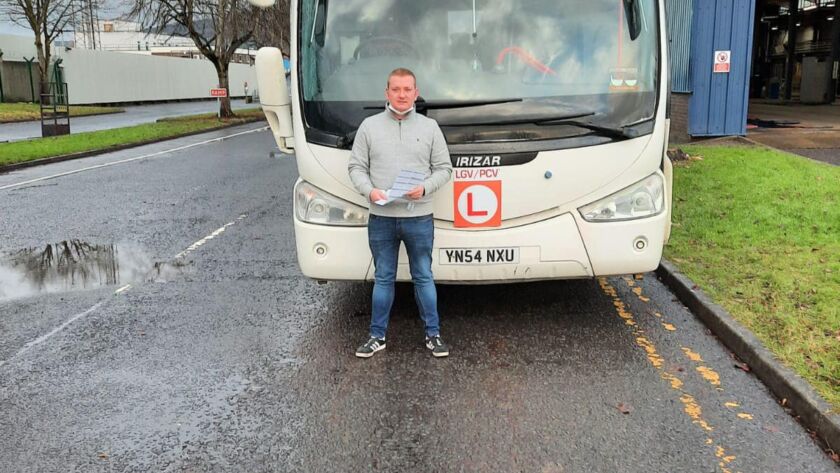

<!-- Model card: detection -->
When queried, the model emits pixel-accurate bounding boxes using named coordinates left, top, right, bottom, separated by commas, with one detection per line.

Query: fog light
left=314, top=243, right=328, bottom=257
left=633, top=237, right=647, bottom=252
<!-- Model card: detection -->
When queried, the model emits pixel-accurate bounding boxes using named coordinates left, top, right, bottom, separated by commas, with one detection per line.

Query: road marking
left=599, top=277, right=742, bottom=473
left=0, top=214, right=249, bottom=368
left=0, top=126, right=269, bottom=191
left=173, top=214, right=248, bottom=260
left=631, top=286, right=650, bottom=302
left=0, top=301, right=105, bottom=368
left=681, top=348, right=725, bottom=391
left=682, top=347, right=704, bottom=362
left=697, top=365, right=723, bottom=389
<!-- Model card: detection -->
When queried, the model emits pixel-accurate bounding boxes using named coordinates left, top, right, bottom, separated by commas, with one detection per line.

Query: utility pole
left=784, top=0, right=798, bottom=100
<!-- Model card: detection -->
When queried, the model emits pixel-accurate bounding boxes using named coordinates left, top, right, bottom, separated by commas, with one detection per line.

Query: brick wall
left=668, top=92, right=691, bottom=144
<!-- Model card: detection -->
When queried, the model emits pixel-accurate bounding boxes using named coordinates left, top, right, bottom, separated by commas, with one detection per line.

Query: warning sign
left=714, top=50, right=731, bottom=73
left=454, top=181, right=501, bottom=228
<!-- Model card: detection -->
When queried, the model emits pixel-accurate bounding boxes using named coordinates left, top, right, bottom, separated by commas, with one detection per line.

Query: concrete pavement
left=748, top=101, right=840, bottom=165
left=0, top=126, right=836, bottom=472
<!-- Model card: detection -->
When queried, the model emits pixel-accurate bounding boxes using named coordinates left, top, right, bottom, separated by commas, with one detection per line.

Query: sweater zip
left=398, top=120, right=402, bottom=141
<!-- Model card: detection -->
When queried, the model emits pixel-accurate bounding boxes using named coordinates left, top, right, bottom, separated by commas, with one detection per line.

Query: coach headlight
left=295, top=181, right=368, bottom=226
left=578, top=173, right=664, bottom=222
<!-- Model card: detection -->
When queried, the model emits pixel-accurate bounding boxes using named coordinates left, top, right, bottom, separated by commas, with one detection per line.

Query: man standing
left=348, top=68, right=453, bottom=358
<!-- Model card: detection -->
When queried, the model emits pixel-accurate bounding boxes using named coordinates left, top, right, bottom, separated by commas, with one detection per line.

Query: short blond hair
left=386, top=68, right=417, bottom=89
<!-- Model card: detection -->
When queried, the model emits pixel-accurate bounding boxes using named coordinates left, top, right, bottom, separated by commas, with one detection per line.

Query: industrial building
left=667, top=0, right=840, bottom=140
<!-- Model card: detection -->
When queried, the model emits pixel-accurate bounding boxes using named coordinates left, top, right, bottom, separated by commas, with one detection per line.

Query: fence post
left=0, top=49, right=5, bottom=103
left=23, top=57, right=36, bottom=103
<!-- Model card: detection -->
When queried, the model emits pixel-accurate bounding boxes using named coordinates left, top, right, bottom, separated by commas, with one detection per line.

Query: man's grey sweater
left=348, top=109, right=452, bottom=217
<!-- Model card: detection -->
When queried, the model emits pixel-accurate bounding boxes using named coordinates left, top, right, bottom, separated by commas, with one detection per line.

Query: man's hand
left=405, top=185, right=425, bottom=200
left=369, top=189, right=387, bottom=202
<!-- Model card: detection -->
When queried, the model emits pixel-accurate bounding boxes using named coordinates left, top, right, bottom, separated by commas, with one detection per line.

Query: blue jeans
left=367, top=214, right=440, bottom=340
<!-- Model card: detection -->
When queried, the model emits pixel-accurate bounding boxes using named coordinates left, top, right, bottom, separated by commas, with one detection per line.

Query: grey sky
left=1, top=0, right=131, bottom=37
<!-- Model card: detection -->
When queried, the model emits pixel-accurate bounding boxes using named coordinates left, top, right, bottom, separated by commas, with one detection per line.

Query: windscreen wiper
left=341, top=98, right=526, bottom=148
left=363, top=97, right=523, bottom=111
left=535, top=117, right=641, bottom=139
left=439, top=111, right=596, bottom=128
left=440, top=112, right=644, bottom=139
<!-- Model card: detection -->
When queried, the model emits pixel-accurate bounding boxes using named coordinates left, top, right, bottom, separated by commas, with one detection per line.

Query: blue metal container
left=666, top=0, right=693, bottom=93
left=688, top=0, right=756, bottom=136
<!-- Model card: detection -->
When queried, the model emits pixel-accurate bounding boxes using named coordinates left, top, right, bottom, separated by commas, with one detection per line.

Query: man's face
left=385, top=74, right=419, bottom=113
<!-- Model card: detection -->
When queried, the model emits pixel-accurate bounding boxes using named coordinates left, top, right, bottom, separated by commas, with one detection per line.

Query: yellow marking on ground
left=681, top=394, right=714, bottom=431
left=662, top=323, right=677, bottom=331
left=597, top=278, right=740, bottom=471
left=718, top=447, right=736, bottom=473
left=682, top=347, right=704, bottom=362
left=696, top=366, right=722, bottom=387
left=630, top=286, right=651, bottom=302
left=599, top=278, right=617, bottom=296
left=613, top=300, right=636, bottom=326
left=636, top=336, right=664, bottom=367
left=654, top=312, right=663, bottom=318
left=737, top=413, right=753, bottom=420
left=715, top=445, right=737, bottom=472
left=661, top=371, right=684, bottom=389
left=725, top=402, right=740, bottom=408
left=625, top=277, right=636, bottom=287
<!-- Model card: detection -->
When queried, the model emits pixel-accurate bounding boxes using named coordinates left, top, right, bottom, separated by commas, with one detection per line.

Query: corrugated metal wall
left=666, top=0, right=693, bottom=93
left=688, top=0, right=756, bottom=136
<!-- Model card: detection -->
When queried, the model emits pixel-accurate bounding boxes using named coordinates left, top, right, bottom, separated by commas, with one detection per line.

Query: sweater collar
left=385, top=102, right=416, bottom=122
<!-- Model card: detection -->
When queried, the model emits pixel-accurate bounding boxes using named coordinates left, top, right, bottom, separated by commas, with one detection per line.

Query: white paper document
left=374, top=170, right=425, bottom=206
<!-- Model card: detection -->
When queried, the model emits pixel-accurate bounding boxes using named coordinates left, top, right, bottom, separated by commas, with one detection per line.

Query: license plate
left=439, top=247, right=520, bottom=265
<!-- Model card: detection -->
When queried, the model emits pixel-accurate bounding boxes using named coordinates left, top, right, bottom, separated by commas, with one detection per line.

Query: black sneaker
left=355, top=337, right=386, bottom=358
left=425, top=335, right=449, bottom=358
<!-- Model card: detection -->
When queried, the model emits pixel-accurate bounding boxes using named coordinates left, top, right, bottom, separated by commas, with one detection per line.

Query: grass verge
left=666, top=144, right=839, bottom=411
left=0, top=103, right=124, bottom=122
left=0, top=109, right=264, bottom=167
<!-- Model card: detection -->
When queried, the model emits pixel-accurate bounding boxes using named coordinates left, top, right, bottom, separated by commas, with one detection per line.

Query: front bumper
left=293, top=209, right=666, bottom=283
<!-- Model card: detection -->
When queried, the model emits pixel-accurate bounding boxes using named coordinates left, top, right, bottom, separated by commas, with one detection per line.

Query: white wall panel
left=60, top=48, right=257, bottom=104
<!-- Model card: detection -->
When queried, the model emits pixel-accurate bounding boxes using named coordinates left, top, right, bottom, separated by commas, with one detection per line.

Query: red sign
left=713, top=51, right=731, bottom=73
left=210, top=88, right=228, bottom=97
left=454, top=180, right=502, bottom=228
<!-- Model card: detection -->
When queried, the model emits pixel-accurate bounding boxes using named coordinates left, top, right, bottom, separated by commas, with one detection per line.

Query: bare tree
left=251, top=0, right=289, bottom=54
left=1, top=0, right=77, bottom=98
left=131, top=0, right=256, bottom=117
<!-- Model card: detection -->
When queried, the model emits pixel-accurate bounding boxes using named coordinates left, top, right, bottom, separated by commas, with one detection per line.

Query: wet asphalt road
left=0, top=99, right=252, bottom=142
left=0, top=125, right=837, bottom=472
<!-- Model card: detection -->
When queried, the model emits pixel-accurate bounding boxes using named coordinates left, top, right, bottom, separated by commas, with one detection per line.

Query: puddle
left=0, top=240, right=189, bottom=301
